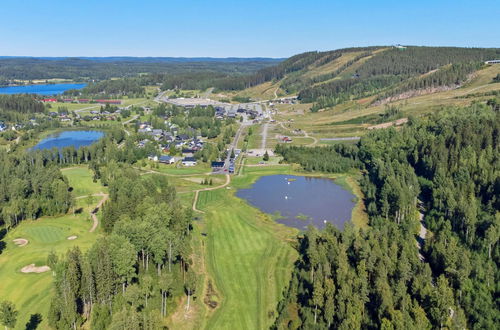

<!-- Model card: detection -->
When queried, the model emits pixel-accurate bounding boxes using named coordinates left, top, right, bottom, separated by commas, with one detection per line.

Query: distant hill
left=0, top=56, right=283, bottom=81
left=232, top=46, right=500, bottom=110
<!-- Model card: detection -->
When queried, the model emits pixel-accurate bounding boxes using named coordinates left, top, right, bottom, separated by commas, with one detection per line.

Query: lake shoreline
left=236, top=173, right=356, bottom=231
left=0, top=82, right=86, bottom=95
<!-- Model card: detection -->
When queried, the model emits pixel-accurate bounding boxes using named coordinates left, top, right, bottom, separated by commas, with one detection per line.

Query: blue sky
left=1, top=0, right=498, bottom=57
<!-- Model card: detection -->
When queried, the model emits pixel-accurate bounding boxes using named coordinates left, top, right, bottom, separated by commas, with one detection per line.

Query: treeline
left=0, top=94, right=45, bottom=113
left=0, top=151, right=73, bottom=231
left=280, top=52, right=373, bottom=93
left=0, top=57, right=281, bottom=81
left=66, top=79, right=145, bottom=97
left=356, top=47, right=500, bottom=78
left=275, top=143, right=359, bottom=173
left=292, top=46, right=500, bottom=110
left=376, top=62, right=483, bottom=102
left=301, top=75, right=401, bottom=112
left=156, top=48, right=381, bottom=92
left=274, top=103, right=499, bottom=329
left=49, top=166, right=194, bottom=329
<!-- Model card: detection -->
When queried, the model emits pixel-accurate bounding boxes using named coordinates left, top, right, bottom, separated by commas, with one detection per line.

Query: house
left=159, top=155, right=176, bottom=164
left=211, top=161, right=225, bottom=169
left=182, top=157, right=197, bottom=166
left=282, top=136, right=292, bottom=143
left=182, top=148, right=197, bottom=156
left=176, top=134, right=190, bottom=141
left=0, top=122, right=6, bottom=132
left=42, top=98, right=57, bottom=103
left=148, top=154, right=159, bottom=162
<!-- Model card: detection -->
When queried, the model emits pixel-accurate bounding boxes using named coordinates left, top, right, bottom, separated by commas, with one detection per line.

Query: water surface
left=0, top=83, right=86, bottom=95
left=237, top=174, right=355, bottom=230
left=32, top=130, right=104, bottom=151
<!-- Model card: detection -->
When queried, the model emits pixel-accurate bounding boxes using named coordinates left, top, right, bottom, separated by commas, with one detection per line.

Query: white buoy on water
left=287, top=181, right=290, bottom=185
left=285, top=196, right=288, bottom=200
left=323, top=220, right=327, bottom=223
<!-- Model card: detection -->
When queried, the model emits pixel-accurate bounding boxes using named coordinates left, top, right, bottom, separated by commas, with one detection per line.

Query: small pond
left=32, top=130, right=104, bottom=151
left=0, top=83, right=86, bottom=95
left=236, top=174, right=355, bottom=230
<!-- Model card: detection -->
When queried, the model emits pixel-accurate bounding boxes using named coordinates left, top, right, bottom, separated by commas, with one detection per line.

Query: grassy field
left=198, top=170, right=298, bottom=329
left=168, top=162, right=368, bottom=330
left=0, top=167, right=105, bottom=330
left=0, top=202, right=102, bottom=329
left=62, top=166, right=108, bottom=197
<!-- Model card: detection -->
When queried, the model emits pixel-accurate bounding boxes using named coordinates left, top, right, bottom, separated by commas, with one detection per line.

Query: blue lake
left=32, top=130, right=104, bottom=151
left=237, top=174, right=356, bottom=230
left=0, top=83, right=86, bottom=95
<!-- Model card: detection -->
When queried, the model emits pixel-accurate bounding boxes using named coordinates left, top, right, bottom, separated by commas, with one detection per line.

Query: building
left=485, top=60, right=500, bottom=64
left=211, top=161, right=225, bottom=169
left=182, top=148, right=197, bottom=156
left=182, top=157, right=197, bottom=166
left=159, top=155, right=176, bottom=164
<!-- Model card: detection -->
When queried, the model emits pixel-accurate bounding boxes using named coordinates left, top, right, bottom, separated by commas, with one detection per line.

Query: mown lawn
left=0, top=175, right=104, bottom=329
left=199, top=179, right=298, bottom=329
left=62, top=166, right=107, bottom=197
left=195, top=165, right=368, bottom=329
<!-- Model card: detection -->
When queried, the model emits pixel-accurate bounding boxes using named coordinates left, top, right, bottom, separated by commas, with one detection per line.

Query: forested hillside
left=296, top=47, right=500, bottom=110
left=208, top=46, right=499, bottom=110
left=274, top=102, right=500, bottom=329
left=48, top=166, right=193, bottom=329
left=0, top=57, right=281, bottom=82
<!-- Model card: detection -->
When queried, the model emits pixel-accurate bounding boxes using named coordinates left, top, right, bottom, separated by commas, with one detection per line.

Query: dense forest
left=274, top=102, right=499, bottom=329
left=0, top=94, right=45, bottom=114
left=48, top=166, right=194, bottom=329
left=0, top=152, right=73, bottom=231
left=155, top=47, right=381, bottom=92
left=297, top=47, right=500, bottom=110
left=0, top=127, right=144, bottom=232
left=0, top=57, right=281, bottom=82
left=65, top=79, right=145, bottom=97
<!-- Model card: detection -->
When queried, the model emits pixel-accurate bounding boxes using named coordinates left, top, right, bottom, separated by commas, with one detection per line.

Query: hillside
left=0, top=57, right=282, bottom=83
left=227, top=46, right=500, bottom=141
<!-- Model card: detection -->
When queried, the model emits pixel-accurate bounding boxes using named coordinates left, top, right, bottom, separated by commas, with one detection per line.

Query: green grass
left=62, top=166, right=107, bottom=197
left=198, top=182, right=297, bottom=329
left=0, top=207, right=102, bottom=329
left=191, top=165, right=367, bottom=329
left=0, top=172, right=105, bottom=329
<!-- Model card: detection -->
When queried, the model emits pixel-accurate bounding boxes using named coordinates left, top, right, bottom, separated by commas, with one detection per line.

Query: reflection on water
left=236, top=174, right=355, bottom=230
left=32, top=130, right=104, bottom=151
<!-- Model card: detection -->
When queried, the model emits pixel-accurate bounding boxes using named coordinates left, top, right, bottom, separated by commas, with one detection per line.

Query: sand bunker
left=21, top=264, right=51, bottom=273
left=13, top=238, right=28, bottom=247
left=67, top=235, right=78, bottom=240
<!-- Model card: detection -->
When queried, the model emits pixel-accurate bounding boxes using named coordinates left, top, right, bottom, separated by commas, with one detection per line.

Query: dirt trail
left=192, top=174, right=231, bottom=213
left=416, top=202, right=428, bottom=261
left=89, top=193, right=109, bottom=233
left=279, top=121, right=318, bottom=146
left=137, top=168, right=212, bottom=177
